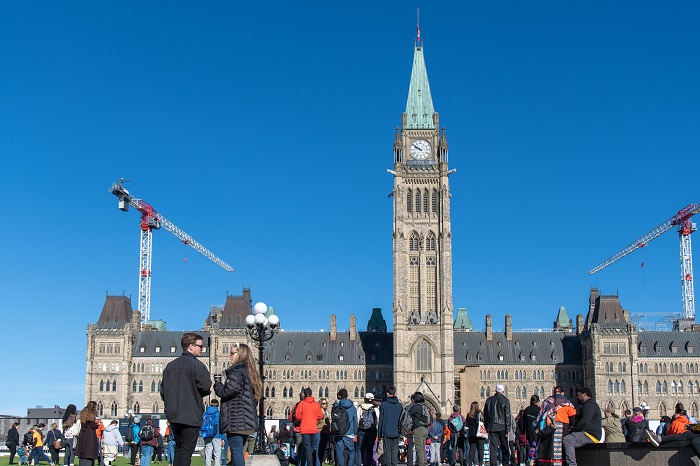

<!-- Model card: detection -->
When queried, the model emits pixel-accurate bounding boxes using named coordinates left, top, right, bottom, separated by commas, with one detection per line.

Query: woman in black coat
left=62, top=404, right=78, bottom=466
left=214, top=343, right=262, bottom=466
left=75, top=402, right=100, bottom=466
left=6, top=422, right=20, bottom=464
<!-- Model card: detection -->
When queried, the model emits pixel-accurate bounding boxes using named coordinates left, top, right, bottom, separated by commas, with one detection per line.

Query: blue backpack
left=200, top=411, right=218, bottom=439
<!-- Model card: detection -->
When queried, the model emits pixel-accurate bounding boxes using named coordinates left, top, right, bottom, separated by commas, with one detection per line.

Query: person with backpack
left=356, top=393, right=379, bottom=466
left=378, top=387, right=401, bottom=466
left=446, top=405, right=465, bottom=466
left=126, top=416, right=141, bottom=466
left=201, top=400, right=224, bottom=466
left=406, top=392, right=430, bottom=466
left=331, top=389, right=358, bottom=466
left=139, top=420, right=161, bottom=466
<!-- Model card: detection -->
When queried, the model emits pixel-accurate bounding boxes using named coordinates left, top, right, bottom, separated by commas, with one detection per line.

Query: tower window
left=423, top=189, right=429, bottom=213
left=416, top=339, right=432, bottom=372
left=409, top=234, right=419, bottom=252
left=415, top=191, right=421, bottom=214
left=426, top=234, right=435, bottom=251
left=407, top=189, right=413, bottom=213
left=431, top=189, right=437, bottom=214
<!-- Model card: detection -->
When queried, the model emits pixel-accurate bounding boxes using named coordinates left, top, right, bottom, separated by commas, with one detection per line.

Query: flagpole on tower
left=416, top=7, right=421, bottom=46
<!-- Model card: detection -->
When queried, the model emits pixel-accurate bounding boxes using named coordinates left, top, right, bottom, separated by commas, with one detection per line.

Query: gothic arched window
left=415, top=190, right=421, bottom=214
left=410, top=234, right=419, bottom=252
left=416, top=339, right=432, bottom=372
left=431, top=189, right=438, bottom=214
left=423, top=189, right=429, bottom=213
left=111, top=402, right=118, bottom=417
left=407, top=189, right=413, bottom=213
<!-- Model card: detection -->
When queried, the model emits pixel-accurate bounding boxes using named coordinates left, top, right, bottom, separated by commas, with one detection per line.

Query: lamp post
left=245, top=301, right=280, bottom=454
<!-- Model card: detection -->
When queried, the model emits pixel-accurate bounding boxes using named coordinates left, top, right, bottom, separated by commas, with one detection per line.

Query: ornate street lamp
left=245, top=301, right=280, bottom=454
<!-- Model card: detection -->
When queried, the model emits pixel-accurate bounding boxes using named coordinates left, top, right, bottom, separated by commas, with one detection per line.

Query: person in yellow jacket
left=30, top=424, right=54, bottom=466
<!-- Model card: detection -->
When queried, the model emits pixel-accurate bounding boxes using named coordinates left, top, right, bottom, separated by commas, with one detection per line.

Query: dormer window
left=671, top=342, right=678, bottom=353
left=639, top=342, right=647, bottom=354
left=687, top=342, right=694, bottom=354
left=498, top=353, right=504, bottom=361
left=139, top=346, right=145, bottom=353
left=170, top=346, right=177, bottom=353
left=155, top=346, right=161, bottom=353
left=654, top=341, right=662, bottom=353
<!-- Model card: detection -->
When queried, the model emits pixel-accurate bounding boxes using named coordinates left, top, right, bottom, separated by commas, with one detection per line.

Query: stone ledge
left=576, top=441, right=699, bottom=466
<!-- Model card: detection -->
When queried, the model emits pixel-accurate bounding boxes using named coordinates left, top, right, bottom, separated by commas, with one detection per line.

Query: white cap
left=365, top=393, right=375, bottom=401
left=496, top=384, right=505, bottom=393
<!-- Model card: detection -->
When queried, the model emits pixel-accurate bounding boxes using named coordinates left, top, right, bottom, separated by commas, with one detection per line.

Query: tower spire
left=416, top=7, right=421, bottom=46
left=405, top=19, right=435, bottom=130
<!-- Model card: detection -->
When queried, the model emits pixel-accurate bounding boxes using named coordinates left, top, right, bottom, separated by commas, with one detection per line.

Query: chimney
left=330, top=314, right=337, bottom=341
left=350, top=314, right=357, bottom=341
left=505, top=314, right=512, bottom=341
left=576, top=314, right=584, bottom=335
left=486, top=314, right=492, bottom=341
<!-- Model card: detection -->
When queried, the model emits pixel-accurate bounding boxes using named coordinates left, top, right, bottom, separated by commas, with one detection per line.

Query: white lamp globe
left=245, top=315, right=256, bottom=326
left=254, top=302, right=267, bottom=315
left=268, top=315, right=280, bottom=326
left=255, top=313, right=266, bottom=324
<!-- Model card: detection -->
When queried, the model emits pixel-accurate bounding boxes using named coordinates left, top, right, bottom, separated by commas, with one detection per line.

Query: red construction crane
left=109, top=179, right=233, bottom=323
left=588, top=202, right=700, bottom=320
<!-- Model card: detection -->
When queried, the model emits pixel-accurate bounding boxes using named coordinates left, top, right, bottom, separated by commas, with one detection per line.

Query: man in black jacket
left=562, top=387, right=602, bottom=466
left=162, top=333, right=212, bottom=466
left=482, top=384, right=511, bottom=466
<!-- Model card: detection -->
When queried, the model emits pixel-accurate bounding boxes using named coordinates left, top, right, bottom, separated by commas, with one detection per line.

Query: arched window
left=659, top=402, right=667, bottom=417
left=110, top=402, right=118, bottom=417
left=415, top=190, right=421, bottom=214
left=361, top=387, right=365, bottom=397
left=271, top=387, right=276, bottom=398
left=152, top=402, right=159, bottom=414
left=410, top=233, right=419, bottom=252
left=480, top=387, right=485, bottom=398
left=663, top=381, right=668, bottom=393
left=426, top=234, right=436, bottom=252
left=267, top=406, right=274, bottom=419
left=355, top=387, right=359, bottom=398
left=516, top=387, right=521, bottom=399
left=608, top=380, right=613, bottom=393
left=621, top=380, right=626, bottom=393
left=416, top=339, right=433, bottom=372
left=325, top=387, right=329, bottom=398
left=656, top=381, right=661, bottom=394
left=151, top=381, right=156, bottom=392
left=319, top=387, right=323, bottom=398
left=139, top=381, right=143, bottom=392
left=407, top=189, right=413, bottom=213
left=522, top=386, right=526, bottom=399
left=133, top=402, right=140, bottom=414
left=265, top=387, right=270, bottom=398
left=643, top=381, right=648, bottom=394
left=132, top=381, right=137, bottom=392
left=431, top=189, right=438, bottom=214
left=283, top=387, right=288, bottom=398
left=423, top=189, right=429, bottom=213
left=99, top=380, right=104, bottom=392
left=97, top=401, right=103, bottom=417
left=289, top=387, right=294, bottom=399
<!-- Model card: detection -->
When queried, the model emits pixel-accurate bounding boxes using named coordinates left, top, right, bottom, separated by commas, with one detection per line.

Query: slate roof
left=586, top=292, right=627, bottom=328
left=637, top=331, right=700, bottom=358
left=217, top=289, right=252, bottom=328
left=132, top=331, right=212, bottom=358
left=264, top=331, right=393, bottom=365
left=453, top=331, right=582, bottom=366
left=96, top=295, right=134, bottom=329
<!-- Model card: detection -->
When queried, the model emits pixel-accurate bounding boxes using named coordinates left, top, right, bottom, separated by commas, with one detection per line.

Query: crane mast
left=588, top=202, right=700, bottom=321
left=109, top=180, right=234, bottom=324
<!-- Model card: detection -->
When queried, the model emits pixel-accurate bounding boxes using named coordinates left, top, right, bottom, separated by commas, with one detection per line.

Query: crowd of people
left=8, top=334, right=700, bottom=466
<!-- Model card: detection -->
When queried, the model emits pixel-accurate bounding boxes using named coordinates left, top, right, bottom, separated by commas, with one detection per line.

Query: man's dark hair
left=181, top=332, right=203, bottom=350
left=413, top=392, right=425, bottom=403
left=554, top=386, right=564, bottom=394
left=211, top=399, right=219, bottom=407
left=576, top=387, right=592, bottom=398
left=676, top=403, right=685, bottom=414
left=530, top=395, right=540, bottom=405
left=386, top=386, right=396, bottom=396
left=303, top=387, right=312, bottom=397
left=338, top=388, right=348, bottom=399
left=37, top=423, right=45, bottom=429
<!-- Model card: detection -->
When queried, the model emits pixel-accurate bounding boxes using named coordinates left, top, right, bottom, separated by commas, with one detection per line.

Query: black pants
left=8, top=444, right=17, bottom=464
left=49, top=446, right=60, bottom=465
left=468, top=437, right=485, bottom=465
left=171, top=424, right=200, bottom=466
left=130, top=444, right=140, bottom=466
left=661, top=431, right=700, bottom=457
left=487, top=431, right=508, bottom=466
left=381, top=437, right=398, bottom=466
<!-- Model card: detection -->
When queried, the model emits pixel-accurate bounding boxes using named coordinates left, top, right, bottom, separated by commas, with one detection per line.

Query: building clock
left=409, top=139, right=432, bottom=160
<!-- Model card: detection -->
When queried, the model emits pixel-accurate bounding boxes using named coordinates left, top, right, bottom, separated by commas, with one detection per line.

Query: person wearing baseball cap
left=482, top=384, right=511, bottom=466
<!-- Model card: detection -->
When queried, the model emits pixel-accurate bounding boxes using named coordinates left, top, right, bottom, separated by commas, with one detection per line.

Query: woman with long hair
left=62, top=404, right=78, bottom=466
left=408, top=392, right=429, bottom=466
left=466, top=401, right=486, bottom=466
left=214, top=343, right=262, bottom=466
left=75, top=402, right=100, bottom=466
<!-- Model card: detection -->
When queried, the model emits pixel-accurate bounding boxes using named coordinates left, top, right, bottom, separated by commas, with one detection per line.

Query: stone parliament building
left=86, top=36, right=700, bottom=422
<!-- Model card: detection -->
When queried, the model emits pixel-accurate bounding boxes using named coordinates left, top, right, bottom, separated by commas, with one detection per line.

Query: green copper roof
left=367, top=308, right=387, bottom=332
left=405, top=45, right=435, bottom=129
left=454, top=308, right=472, bottom=330
left=554, top=306, right=573, bottom=329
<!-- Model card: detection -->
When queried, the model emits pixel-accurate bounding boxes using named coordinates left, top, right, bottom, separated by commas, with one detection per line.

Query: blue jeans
left=335, top=436, right=355, bottom=466
left=355, top=431, right=364, bottom=466
left=227, top=434, right=247, bottom=466
left=167, top=441, right=175, bottom=465
left=31, top=446, right=52, bottom=465
left=141, top=445, right=153, bottom=466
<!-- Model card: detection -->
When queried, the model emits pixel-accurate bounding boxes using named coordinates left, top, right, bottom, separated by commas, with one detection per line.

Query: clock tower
left=390, top=34, right=455, bottom=411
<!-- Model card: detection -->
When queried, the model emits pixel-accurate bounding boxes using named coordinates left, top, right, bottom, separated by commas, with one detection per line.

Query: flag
left=184, top=258, right=188, bottom=263
left=641, top=262, right=645, bottom=268
left=417, top=25, right=421, bottom=42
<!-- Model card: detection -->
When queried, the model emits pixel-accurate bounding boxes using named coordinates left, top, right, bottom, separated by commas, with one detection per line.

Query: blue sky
left=1, top=1, right=699, bottom=415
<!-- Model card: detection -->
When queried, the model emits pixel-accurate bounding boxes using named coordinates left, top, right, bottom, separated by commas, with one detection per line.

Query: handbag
left=476, top=414, right=488, bottom=439
left=52, top=430, right=62, bottom=450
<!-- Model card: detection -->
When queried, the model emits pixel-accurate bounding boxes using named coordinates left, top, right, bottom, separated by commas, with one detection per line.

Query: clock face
left=410, top=139, right=432, bottom=160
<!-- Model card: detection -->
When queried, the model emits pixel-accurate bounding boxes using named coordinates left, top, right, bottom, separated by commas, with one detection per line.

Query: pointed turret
left=554, top=306, right=574, bottom=331
left=454, top=308, right=472, bottom=331
left=405, top=40, right=435, bottom=130
left=367, top=308, right=388, bottom=332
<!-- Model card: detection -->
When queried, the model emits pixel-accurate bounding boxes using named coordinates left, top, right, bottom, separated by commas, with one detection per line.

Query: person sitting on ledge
left=647, top=423, right=700, bottom=458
